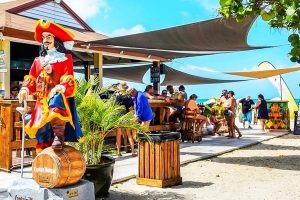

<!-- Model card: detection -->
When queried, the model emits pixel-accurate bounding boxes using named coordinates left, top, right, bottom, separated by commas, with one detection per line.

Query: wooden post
left=83, top=61, right=90, bottom=81
left=152, top=61, right=160, bottom=95
left=94, top=52, right=103, bottom=88
left=0, top=39, right=10, bottom=99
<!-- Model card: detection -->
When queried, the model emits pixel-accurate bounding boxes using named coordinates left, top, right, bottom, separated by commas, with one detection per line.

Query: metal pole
left=16, top=100, right=27, bottom=178
left=280, top=75, right=282, bottom=100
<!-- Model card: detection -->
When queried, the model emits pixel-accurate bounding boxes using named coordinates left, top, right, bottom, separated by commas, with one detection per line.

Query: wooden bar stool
left=180, top=109, right=202, bottom=143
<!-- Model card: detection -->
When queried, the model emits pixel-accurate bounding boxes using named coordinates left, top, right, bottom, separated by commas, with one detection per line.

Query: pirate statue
left=18, top=20, right=82, bottom=152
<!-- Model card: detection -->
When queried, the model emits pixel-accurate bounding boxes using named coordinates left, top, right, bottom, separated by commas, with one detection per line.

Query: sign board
left=0, top=50, right=5, bottom=69
left=150, top=66, right=160, bottom=83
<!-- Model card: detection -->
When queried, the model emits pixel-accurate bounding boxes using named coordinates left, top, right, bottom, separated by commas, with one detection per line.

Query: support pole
left=94, top=52, right=103, bottom=88
left=0, top=39, right=10, bottom=98
left=84, top=61, right=90, bottom=81
left=280, top=75, right=282, bottom=100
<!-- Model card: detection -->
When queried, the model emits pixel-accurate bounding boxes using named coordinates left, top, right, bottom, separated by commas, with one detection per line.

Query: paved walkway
left=111, top=127, right=288, bottom=183
left=0, top=125, right=289, bottom=198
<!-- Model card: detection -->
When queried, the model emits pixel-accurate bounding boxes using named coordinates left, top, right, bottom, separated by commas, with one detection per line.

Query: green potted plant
left=72, top=79, right=147, bottom=197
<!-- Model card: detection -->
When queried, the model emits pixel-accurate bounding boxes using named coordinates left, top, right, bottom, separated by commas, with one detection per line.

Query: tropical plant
left=71, top=78, right=147, bottom=165
left=218, top=0, right=300, bottom=63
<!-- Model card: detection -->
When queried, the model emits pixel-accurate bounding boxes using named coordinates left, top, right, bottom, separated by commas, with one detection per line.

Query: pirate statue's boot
left=50, top=117, right=66, bottom=149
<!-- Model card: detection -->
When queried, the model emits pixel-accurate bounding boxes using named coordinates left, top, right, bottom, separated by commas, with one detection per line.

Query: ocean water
left=197, top=99, right=300, bottom=105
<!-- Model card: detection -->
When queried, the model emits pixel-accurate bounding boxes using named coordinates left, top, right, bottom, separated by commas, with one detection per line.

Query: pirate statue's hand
left=49, top=85, right=66, bottom=98
left=18, top=87, right=29, bottom=103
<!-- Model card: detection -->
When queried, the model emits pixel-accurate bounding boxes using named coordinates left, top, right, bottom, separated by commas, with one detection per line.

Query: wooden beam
left=2, top=27, right=169, bottom=62
left=83, top=62, right=90, bottom=81
left=0, top=39, right=11, bottom=98
left=94, top=53, right=103, bottom=88
left=86, top=45, right=169, bottom=62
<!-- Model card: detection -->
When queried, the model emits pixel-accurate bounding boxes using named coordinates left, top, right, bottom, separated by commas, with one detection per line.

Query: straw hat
left=118, top=81, right=129, bottom=90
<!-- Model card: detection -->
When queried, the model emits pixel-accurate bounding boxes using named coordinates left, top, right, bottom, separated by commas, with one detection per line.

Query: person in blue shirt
left=128, top=88, right=153, bottom=130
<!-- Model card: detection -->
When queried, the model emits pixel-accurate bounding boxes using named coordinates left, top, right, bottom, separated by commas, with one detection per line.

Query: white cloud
left=64, top=0, right=110, bottom=20
left=197, top=0, right=219, bottom=12
left=111, top=24, right=146, bottom=37
left=180, top=11, right=190, bottom=18
left=183, top=64, right=219, bottom=73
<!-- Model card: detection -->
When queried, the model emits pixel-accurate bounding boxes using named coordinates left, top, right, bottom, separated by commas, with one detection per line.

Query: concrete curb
left=112, top=131, right=289, bottom=185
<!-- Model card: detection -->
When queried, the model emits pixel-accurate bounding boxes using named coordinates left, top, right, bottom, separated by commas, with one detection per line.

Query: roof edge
left=7, top=0, right=94, bottom=32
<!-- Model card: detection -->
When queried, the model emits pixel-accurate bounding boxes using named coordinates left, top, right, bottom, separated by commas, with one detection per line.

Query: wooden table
left=149, top=99, right=184, bottom=131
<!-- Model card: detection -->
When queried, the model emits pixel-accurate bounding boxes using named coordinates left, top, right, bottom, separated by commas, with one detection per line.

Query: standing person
left=239, top=96, right=255, bottom=129
left=223, top=91, right=242, bottom=138
left=144, top=85, right=155, bottom=99
left=114, top=82, right=136, bottom=157
left=18, top=20, right=82, bottom=151
left=128, top=88, right=153, bottom=130
left=253, top=94, right=269, bottom=132
left=220, top=89, right=228, bottom=103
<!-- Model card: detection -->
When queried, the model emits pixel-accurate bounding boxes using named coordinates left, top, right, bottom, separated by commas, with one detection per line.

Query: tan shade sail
left=224, top=66, right=300, bottom=78
left=85, top=16, right=270, bottom=60
left=161, top=66, right=247, bottom=86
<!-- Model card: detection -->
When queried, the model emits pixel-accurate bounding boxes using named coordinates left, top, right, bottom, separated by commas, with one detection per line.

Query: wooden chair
left=180, top=109, right=203, bottom=143
left=0, top=100, right=37, bottom=172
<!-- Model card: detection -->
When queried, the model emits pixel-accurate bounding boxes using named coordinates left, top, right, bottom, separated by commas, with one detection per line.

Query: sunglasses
left=162, top=92, right=167, bottom=95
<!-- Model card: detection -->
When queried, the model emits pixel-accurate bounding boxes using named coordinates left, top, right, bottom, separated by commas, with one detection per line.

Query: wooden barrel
left=32, top=145, right=86, bottom=188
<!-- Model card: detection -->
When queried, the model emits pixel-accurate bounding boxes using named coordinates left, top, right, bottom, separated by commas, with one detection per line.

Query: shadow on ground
left=104, top=181, right=212, bottom=200
left=241, top=143, right=300, bottom=151
left=172, top=181, right=213, bottom=189
left=211, top=155, right=300, bottom=171
left=104, top=190, right=185, bottom=200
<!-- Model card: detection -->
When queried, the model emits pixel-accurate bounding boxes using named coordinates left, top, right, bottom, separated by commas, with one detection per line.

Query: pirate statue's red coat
left=19, top=20, right=82, bottom=152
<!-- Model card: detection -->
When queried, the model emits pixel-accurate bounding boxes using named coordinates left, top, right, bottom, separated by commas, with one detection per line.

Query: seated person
left=166, top=85, right=183, bottom=123
left=10, top=86, right=19, bottom=99
left=184, top=94, right=208, bottom=131
left=209, top=108, right=222, bottom=136
left=161, top=90, right=171, bottom=124
left=179, top=85, right=188, bottom=101
left=144, top=85, right=168, bottom=124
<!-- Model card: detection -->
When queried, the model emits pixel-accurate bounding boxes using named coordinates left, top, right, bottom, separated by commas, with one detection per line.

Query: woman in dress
left=253, top=94, right=269, bottom=132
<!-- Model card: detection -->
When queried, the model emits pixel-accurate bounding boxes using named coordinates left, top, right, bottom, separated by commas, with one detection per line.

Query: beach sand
left=105, top=134, right=300, bottom=200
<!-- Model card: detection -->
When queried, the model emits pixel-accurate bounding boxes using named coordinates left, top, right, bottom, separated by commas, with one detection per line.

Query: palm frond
left=74, top=78, right=149, bottom=165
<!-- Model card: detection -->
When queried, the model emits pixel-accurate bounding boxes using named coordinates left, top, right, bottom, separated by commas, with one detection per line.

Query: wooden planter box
left=0, top=100, right=37, bottom=171
left=137, top=131, right=182, bottom=187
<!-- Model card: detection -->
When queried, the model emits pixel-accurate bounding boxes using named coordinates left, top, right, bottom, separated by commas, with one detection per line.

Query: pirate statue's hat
left=34, top=20, right=75, bottom=50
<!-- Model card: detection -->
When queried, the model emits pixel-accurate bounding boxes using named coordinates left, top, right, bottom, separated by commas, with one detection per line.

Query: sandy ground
left=105, top=134, right=300, bottom=200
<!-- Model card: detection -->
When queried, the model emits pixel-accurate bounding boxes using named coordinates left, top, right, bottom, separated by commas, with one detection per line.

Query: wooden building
left=0, top=0, right=166, bottom=98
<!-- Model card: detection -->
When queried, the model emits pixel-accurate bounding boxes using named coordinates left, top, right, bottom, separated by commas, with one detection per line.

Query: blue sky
left=66, top=0, right=299, bottom=99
